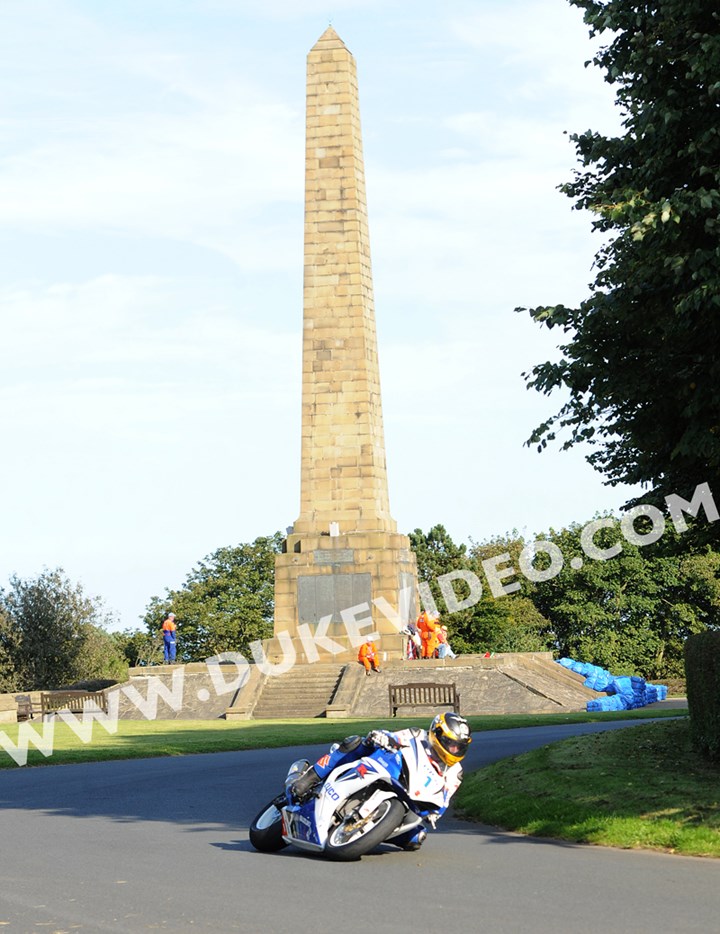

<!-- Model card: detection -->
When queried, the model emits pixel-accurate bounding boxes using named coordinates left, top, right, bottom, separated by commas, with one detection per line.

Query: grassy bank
left=455, top=717, right=720, bottom=857
left=0, top=708, right=679, bottom=769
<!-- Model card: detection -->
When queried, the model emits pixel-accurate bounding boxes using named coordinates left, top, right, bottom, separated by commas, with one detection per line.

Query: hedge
left=684, top=631, right=720, bottom=763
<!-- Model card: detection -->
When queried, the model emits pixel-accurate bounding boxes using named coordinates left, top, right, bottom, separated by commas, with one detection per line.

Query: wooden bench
left=40, top=690, right=108, bottom=717
left=388, top=682, right=460, bottom=717
left=15, top=694, right=37, bottom=721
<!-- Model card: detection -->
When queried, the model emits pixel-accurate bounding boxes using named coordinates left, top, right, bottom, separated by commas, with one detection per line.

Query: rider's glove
left=366, top=729, right=394, bottom=751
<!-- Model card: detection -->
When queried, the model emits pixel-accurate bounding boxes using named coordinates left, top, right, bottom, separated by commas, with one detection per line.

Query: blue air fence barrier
left=557, top=658, right=667, bottom=712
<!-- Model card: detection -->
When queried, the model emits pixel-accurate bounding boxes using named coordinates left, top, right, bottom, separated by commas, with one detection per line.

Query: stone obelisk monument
left=268, top=27, right=418, bottom=665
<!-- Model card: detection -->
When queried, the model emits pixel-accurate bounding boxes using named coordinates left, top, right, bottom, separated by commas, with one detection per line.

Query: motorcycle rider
left=290, top=711, right=472, bottom=850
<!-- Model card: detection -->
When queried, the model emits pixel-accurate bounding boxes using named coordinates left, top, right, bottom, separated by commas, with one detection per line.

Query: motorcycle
left=249, top=732, right=449, bottom=861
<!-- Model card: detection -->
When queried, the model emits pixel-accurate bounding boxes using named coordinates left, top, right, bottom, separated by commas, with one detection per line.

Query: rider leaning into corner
left=290, top=711, right=472, bottom=851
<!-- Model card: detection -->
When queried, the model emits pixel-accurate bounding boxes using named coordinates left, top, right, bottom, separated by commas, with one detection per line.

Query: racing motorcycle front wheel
left=249, top=796, right=288, bottom=852
left=325, top=797, right=405, bottom=861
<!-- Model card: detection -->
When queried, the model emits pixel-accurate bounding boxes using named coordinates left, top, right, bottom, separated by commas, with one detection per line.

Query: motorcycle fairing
left=331, top=758, right=381, bottom=783
left=398, top=735, right=450, bottom=812
left=281, top=752, right=400, bottom=852
left=279, top=740, right=447, bottom=853
left=282, top=802, right=325, bottom=851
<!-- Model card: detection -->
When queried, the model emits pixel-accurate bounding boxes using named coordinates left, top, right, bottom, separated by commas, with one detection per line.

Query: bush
left=57, top=679, right=120, bottom=692
left=684, top=631, right=720, bottom=763
left=0, top=569, right=127, bottom=690
left=663, top=677, right=686, bottom=697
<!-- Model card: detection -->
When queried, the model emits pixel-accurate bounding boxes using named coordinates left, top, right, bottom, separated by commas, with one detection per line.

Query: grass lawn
left=0, top=707, right=680, bottom=769
left=455, top=717, right=720, bottom=858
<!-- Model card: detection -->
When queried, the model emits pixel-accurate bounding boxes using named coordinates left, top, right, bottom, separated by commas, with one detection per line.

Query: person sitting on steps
left=357, top=636, right=381, bottom=675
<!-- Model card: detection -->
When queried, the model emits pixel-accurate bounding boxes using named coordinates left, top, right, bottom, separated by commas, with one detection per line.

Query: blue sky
left=1, top=0, right=638, bottom=631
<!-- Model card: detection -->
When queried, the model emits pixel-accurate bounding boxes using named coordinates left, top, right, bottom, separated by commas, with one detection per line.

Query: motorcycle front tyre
left=325, top=798, right=405, bottom=861
left=249, top=798, right=288, bottom=852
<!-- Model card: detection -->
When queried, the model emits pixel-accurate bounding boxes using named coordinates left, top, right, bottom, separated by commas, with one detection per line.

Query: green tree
left=72, top=625, right=129, bottom=684
left=530, top=520, right=720, bottom=679
left=447, top=590, right=553, bottom=656
left=409, top=525, right=478, bottom=646
left=409, top=525, right=470, bottom=583
left=0, top=606, right=21, bottom=692
left=143, top=533, right=283, bottom=661
left=0, top=568, right=124, bottom=689
left=409, top=526, right=554, bottom=655
left=112, top=628, right=164, bottom=668
left=465, top=535, right=554, bottom=655
left=521, top=0, right=720, bottom=519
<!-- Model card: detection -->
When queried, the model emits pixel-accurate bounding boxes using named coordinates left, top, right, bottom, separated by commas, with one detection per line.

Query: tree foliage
left=466, top=537, right=554, bottom=654
left=409, top=525, right=470, bottom=585
left=0, top=568, right=126, bottom=691
left=0, top=607, right=21, bottom=692
left=410, top=525, right=482, bottom=650
left=409, top=526, right=555, bottom=655
left=684, top=630, right=720, bottom=761
left=523, top=520, right=720, bottom=678
left=143, top=534, right=283, bottom=661
left=521, top=0, right=720, bottom=517
left=112, top=628, right=164, bottom=669
left=409, top=519, right=720, bottom=679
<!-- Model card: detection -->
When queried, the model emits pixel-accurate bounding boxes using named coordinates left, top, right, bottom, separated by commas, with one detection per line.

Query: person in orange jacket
left=417, top=611, right=440, bottom=659
left=161, top=612, right=178, bottom=663
left=358, top=637, right=381, bottom=675
left=424, top=614, right=441, bottom=658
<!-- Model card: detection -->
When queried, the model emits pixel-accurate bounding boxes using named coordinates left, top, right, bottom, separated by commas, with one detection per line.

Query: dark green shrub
left=684, top=631, right=720, bottom=763
left=58, top=679, right=119, bottom=692
left=663, top=677, right=686, bottom=697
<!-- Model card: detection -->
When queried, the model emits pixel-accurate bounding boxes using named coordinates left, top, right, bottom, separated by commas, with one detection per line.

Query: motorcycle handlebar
left=365, top=730, right=405, bottom=751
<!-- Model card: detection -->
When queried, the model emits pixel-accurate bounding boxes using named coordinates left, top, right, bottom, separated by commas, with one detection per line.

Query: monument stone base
left=269, top=529, right=418, bottom=665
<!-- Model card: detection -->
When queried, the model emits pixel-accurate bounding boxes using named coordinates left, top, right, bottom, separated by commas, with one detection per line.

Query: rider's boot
left=393, top=828, right=427, bottom=851
left=291, top=735, right=364, bottom=801
left=290, top=765, right=322, bottom=801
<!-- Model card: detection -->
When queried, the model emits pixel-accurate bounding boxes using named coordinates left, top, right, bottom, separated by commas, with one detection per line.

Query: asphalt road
left=0, top=719, right=717, bottom=933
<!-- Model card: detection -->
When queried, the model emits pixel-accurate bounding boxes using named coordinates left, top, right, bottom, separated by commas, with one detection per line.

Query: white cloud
left=1, top=274, right=295, bottom=394
left=0, top=0, right=305, bottom=272
left=0, top=105, right=303, bottom=262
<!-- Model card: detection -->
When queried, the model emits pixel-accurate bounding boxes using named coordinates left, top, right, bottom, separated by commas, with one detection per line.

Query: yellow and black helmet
left=428, top=712, right=472, bottom=766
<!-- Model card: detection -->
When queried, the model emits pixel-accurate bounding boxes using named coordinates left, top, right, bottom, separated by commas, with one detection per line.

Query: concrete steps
left=108, top=653, right=611, bottom=721
left=252, top=664, right=344, bottom=719
left=498, top=655, right=602, bottom=707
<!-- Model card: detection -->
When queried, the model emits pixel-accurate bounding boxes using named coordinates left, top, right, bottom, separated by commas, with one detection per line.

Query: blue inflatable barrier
left=556, top=658, right=668, bottom=712
left=586, top=695, right=626, bottom=712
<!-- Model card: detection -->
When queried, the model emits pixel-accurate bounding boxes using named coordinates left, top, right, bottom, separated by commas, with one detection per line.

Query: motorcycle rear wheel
left=249, top=797, right=288, bottom=852
left=325, top=798, right=405, bottom=861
